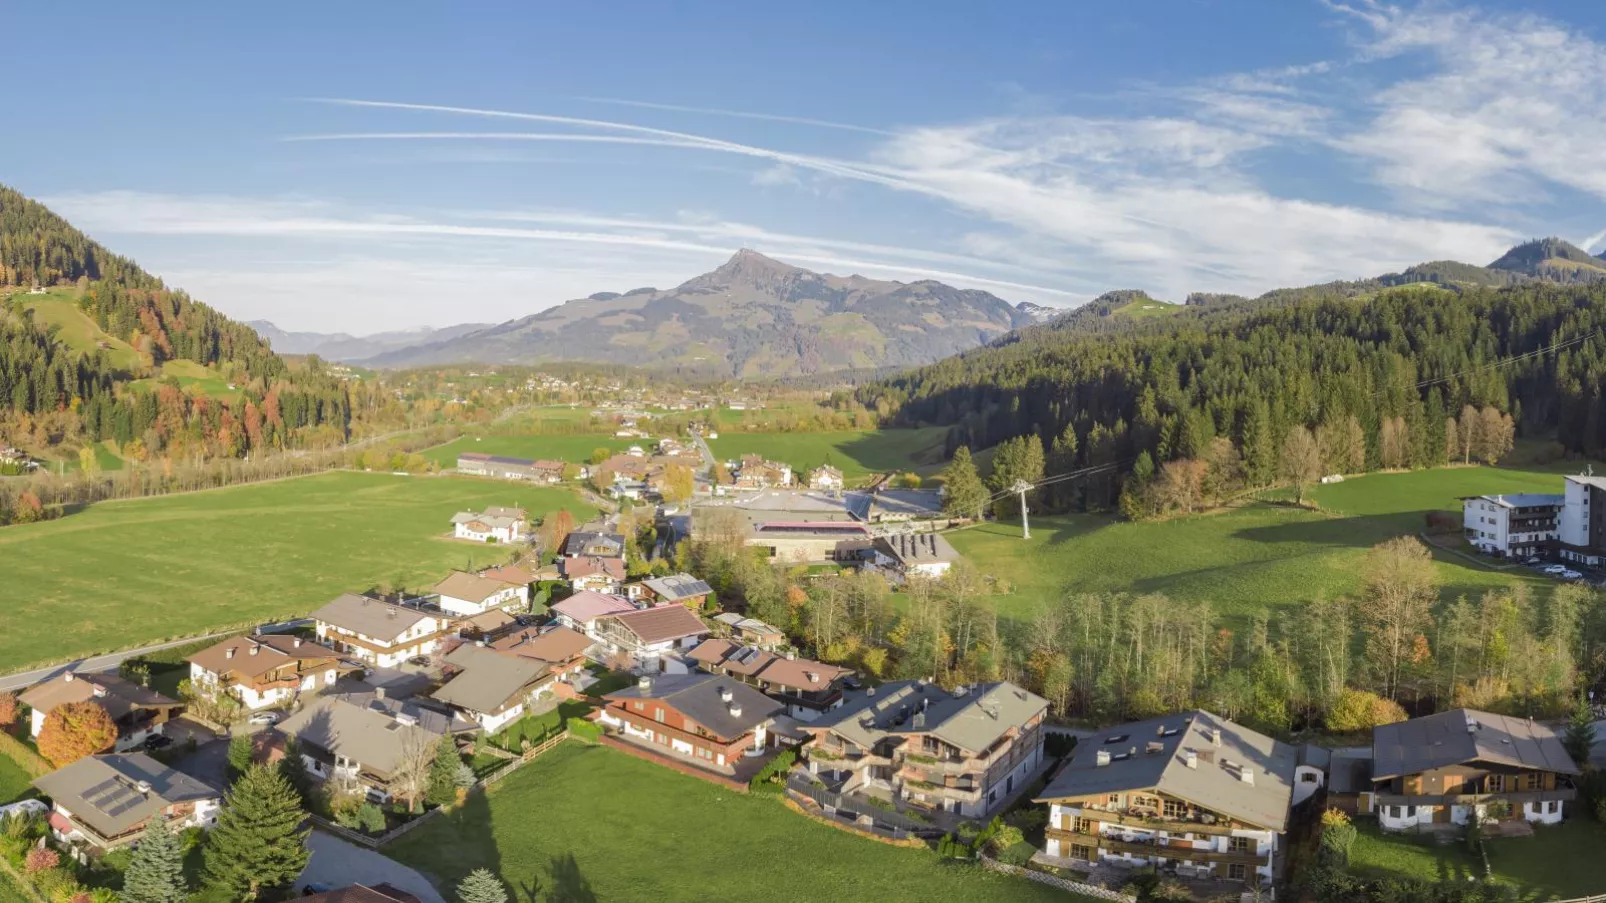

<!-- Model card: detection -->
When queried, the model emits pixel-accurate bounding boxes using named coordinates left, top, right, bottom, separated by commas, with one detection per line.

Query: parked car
left=248, top=711, right=281, bottom=726
left=1562, top=570, right=1584, bottom=580
left=407, top=655, right=431, bottom=666
left=1543, top=564, right=1568, bottom=575
left=1526, top=557, right=1543, bottom=565
left=143, top=734, right=174, bottom=751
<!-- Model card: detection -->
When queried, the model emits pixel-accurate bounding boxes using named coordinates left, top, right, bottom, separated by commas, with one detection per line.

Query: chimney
left=1239, top=766, right=1255, bottom=786
left=135, top=780, right=152, bottom=796
left=1184, top=750, right=1198, bottom=769
left=1211, top=728, right=1222, bottom=746
left=729, top=703, right=743, bottom=718
left=1466, top=715, right=1478, bottom=734
left=1095, top=750, right=1112, bottom=767
left=64, top=671, right=75, bottom=682
left=249, top=645, right=260, bottom=656
left=638, top=676, right=654, bottom=694
left=293, top=638, right=303, bottom=648
left=225, top=648, right=235, bottom=659
left=719, top=687, right=734, bottom=703
left=374, top=686, right=386, bottom=700
left=92, top=685, right=107, bottom=698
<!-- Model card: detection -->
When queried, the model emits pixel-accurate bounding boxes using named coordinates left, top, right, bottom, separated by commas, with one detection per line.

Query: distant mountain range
left=359, top=249, right=1036, bottom=376
left=247, top=320, right=492, bottom=363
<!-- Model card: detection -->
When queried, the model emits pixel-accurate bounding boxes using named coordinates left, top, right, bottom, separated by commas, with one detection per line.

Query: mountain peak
left=714, top=248, right=800, bottom=276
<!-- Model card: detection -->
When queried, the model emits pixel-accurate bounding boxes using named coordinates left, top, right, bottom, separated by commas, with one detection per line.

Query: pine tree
left=201, top=763, right=310, bottom=900
left=1562, top=696, right=1596, bottom=766
left=457, top=868, right=509, bottom=903
left=426, top=734, right=460, bottom=807
left=120, top=816, right=187, bottom=903
left=989, top=434, right=1044, bottom=517
left=226, top=733, right=254, bottom=785
left=940, top=446, right=988, bottom=520
left=1046, top=424, right=1079, bottom=512
left=277, top=735, right=313, bottom=805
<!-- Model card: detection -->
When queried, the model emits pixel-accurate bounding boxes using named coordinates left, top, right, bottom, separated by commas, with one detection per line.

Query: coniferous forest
left=862, top=281, right=1606, bottom=512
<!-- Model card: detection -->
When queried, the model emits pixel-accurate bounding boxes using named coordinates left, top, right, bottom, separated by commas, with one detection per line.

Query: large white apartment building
left=1462, top=492, right=1563, bottom=559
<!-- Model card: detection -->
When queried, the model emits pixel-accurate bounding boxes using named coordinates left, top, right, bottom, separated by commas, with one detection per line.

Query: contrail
left=567, top=96, right=894, bottom=135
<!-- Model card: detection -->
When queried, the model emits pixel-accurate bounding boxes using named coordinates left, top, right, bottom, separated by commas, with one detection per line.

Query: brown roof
left=562, top=556, right=627, bottom=581
left=480, top=564, right=534, bottom=585
left=607, top=605, right=709, bottom=645
left=434, top=570, right=517, bottom=604
left=492, top=625, right=593, bottom=664
left=754, top=656, right=853, bottom=693
left=301, top=886, right=421, bottom=903
left=688, top=638, right=739, bottom=665
left=187, top=634, right=341, bottom=680
left=312, top=594, right=437, bottom=642
left=19, top=673, right=178, bottom=722
left=458, top=608, right=517, bottom=633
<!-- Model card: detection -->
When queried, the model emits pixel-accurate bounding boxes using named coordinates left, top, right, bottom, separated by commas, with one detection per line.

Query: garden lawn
left=0, top=869, right=29, bottom=903
left=423, top=434, right=636, bottom=469
left=0, top=471, right=595, bottom=673
left=388, top=741, right=1081, bottom=903
left=1348, top=819, right=1606, bottom=900
left=949, top=462, right=1576, bottom=626
left=708, top=427, right=949, bottom=481
left=0, top=748, right=33, bottom=806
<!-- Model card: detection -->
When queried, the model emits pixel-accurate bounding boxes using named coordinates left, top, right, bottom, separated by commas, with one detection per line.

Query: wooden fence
left=481, top=729, right=569, bottom=789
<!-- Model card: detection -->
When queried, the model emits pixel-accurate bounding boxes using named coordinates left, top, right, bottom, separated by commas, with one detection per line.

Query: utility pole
left=1010, top=480, right=1033, bottom=540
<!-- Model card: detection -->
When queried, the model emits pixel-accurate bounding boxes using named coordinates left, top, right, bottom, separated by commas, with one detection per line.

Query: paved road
left=691, top=430, right=716, bottom=478
left=0, top=618, right=312, bottom=692
left=298, top=831, right=446, bottom=903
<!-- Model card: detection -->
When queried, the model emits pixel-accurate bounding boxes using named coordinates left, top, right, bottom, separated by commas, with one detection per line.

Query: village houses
left=561, top=555, right=627, bottom=593
left=19, top=672, right=181, bottom=752
left=432, top=570, right=528, bottom=617
left=1035, top=710, right=1294, bottom=887
left=186, top=634, right=357, bottom=710
left=312, top=594, right=448, bottom=669
left=33, top=753, right=222, bottom=851
left=275, top=692, right=476, bottom=803
left=639, top=573, right=713, bottom=608
left=450, top=506, right=528, bottom=543
left=590, top=605, right=710, bottom=670
left=689, top=640, right=853, bottom=722
left=593, top=673, right=783, bottom=774
left=807, top=464, right=844, bottom=491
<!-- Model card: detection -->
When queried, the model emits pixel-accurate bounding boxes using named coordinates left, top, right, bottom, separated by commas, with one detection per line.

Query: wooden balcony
left=1065, top=810, right=1242, bottom=836
left=1374, top=788, right=1576, bottom=808
left=1046, top=828, right=1266, bottom=866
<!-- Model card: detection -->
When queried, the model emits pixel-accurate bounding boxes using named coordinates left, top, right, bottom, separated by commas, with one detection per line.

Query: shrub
left=25, top=846, right=61, bottom=873
left=356, top=802, right=387, bottom=834
left=999, top=841, right=1036, bottom=866
left=986, top=824, right=1025, bottom=856
left=0, top=691, right=17, bottom=728
left=1325, top=688, right=1407, bottom=733
left=38, top=701, right=118, bottom=767
left=747, top=749, right=796, bottom=793
left=568, top=719, right=603, bottom=742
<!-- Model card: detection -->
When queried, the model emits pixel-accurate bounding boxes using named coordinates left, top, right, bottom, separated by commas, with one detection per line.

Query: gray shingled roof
left=33, top=753, right=219, bottom=839
left=642, top=574, right=713, bottom=601
left=312, top=594, right=434, bottom=643
left=1328, top=753, right=1373, bottom=795
left=276, top=696, right=452, bottom=775
left=431, top=645, right=549, bottom=714
left=1034, top=710, right=1296, bottom=832
left=876, top=532, right=959, bottom=565
left=606, top=673, right=782, bottom=741
left=811, top=680, right=1046, bottom=756
left=1370, top=708, right=1580, bottom=780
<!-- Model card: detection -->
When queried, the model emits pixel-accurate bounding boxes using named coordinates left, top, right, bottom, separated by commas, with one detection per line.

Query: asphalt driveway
left=297, top=831, right=446, bottom=903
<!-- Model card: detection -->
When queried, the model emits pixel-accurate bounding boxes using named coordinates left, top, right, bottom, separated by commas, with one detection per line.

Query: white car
left=1562, top=570, right=1584, bottom=581
left=248, top=711, right=281, bottom=726
left=1543, top=564, right=1568, bottom=575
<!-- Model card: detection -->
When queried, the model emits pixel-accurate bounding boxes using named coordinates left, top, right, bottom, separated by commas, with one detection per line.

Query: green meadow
left=950, top=463, right=1582, bottom=625
left=423, top=434, right=639, bottom=468
left=0, top=472, right=595, bottom=673
left=708, top=427, right=950, bottom=481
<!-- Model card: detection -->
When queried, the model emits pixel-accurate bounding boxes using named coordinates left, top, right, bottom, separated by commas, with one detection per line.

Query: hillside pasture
left=15, top=289, right=141, bottom=371
left=0, top=471, right=595, bottom=673
left=708, top=427, right=949, bottom=480
left=950, top=463, right=1575, bottom=625
left=126, top=359, right=240, bottom=402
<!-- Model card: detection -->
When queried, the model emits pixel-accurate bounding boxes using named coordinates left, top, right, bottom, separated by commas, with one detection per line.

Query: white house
left=18, top=673, right=181, bottom=752
left=311, top=594, right=447, bottom=668
left=1462, top=493, right=1563, bottom=559
left=451, top=506, right=527, bottom=543
left=186, top=634, right=355, bottom=710
left=591, top=605, right=710, bottom=668
left=433, top=570, right=527, bottom=617
left=32, top=754, right=221, bottom=850
left=874, top=532, right=961, bottom=578
left=807, top=465, right=844, bottom=491
left=1557, top=474, right=1606, bottom=567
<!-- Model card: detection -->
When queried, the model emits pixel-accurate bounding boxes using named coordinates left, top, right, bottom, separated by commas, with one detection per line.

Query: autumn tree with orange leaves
left=39, top=700, right=118, bottom=767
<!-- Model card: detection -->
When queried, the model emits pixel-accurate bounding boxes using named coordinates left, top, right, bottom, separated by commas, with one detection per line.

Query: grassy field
left=0, top=472, right=595, bottom=673
left=1348, top=820, right=1606, bottom=900
left=949, top=463, right=1580, bottom=625
left=0, top=870, right=30, bottom=903
left=15, top=289, right=141, bottom=370
left=709, top=427, right=950, bottom=480
left=127, top=359, right=241, bottom=402
left=423, top=434, right=637, bottom=469
left=388, top=741, right=1078, bottom=903
left=0, top=750, right=33, bottom=806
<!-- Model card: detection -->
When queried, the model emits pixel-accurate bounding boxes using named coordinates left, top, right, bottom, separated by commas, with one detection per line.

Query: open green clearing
left=949, top=463, right=1586, bottom=625
left=709, top=427, right=949, bottom=480
left=15, top=288, right=141, bottom=371
left=1348, top=820, right=1606, bottom=900
left=389, top=741, right=1078, bottom=903
left=126, top=359, right=241, bottom=402
left=423, top=434, right=637, bottom=469
left=0, top=472, right=595, bottom=673
left=0, top=750, right=32, bottom=806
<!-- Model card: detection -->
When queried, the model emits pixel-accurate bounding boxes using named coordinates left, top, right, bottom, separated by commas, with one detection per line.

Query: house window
left=1228, top=836, right=1252, bottom=854
left=1074, top=817, right=1093, bottom=834
left=1227, top=864, right=1248, bottom=881
left=1545, top=801, right=1559, bottom=814
left=654, top=707, right=665, bottom=722
left=1070, top=844, right=1094, bottom=861
left=1300, top=773, right=1319, bottom=783
left=1525, top=772, right=1541, bottom=790
left=1107, top=794, right=1121, bottom=806
left=1163, top=799, right=1187, bottom=818
left=1388, top=806, right=1406, bottom=819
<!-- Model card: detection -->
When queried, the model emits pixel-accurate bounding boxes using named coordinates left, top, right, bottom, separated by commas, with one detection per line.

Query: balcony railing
left=1375, top=788, right=1576, bottom=807
left=1046, top=828, right=1266, bottom=865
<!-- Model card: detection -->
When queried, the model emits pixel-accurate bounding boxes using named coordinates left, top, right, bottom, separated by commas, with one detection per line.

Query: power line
left=1373, top=329, right=1601, bottom=397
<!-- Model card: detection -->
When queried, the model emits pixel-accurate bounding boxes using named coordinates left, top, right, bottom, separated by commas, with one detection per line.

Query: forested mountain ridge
left=248, top=319, right=493, bottom=362
left=362, top=249, right=1034, bottom=376
left=0, top=184, right=351, bottom=465
left=862, top=277, right=1606, bottom=513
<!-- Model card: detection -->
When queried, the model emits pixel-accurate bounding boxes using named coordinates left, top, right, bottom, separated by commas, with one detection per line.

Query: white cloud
left=1331, top=2, right=1606, bottom=206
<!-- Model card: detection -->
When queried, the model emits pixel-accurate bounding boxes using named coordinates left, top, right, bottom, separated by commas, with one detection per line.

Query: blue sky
left=4, top=0, right=1604, bottom=333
